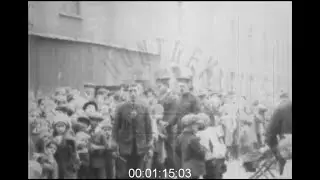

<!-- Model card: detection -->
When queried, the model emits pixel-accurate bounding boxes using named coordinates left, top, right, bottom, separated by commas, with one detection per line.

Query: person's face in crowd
left=39, top=101, right=45, bottom=112
left=84, top=87, right=95, bottom=100
left=128, top=86, right=138, bottom=101
left=157, top=83, right=168, bottom=95
left=79, top=122, right=90, bottom=131
left=154, top=112, right=164, bottom=120
left=42, top=134, right=51, bottom=144
left=55, top=123, right=67, bottom=135
left=45, top=143, right=57, bottom=156
left=85, top=104, right=96, bottom=115
left=31, top=122, right=41, bottom=134
left=179, top=83, right=189, bottom=94
left=90, top=119, right=100, bottom=129
left=29, top=111, right=39, bottom=123
left=96, top=94, right=105, bottom=105
left=102, top=126, right=112, bottom=137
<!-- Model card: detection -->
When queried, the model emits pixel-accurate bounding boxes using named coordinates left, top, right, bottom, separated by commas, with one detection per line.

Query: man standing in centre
left=112, top=83, right=153, bottom=178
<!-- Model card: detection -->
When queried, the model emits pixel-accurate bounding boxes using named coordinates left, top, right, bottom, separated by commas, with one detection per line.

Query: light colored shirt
left=197, top=126, right=226, bottom=160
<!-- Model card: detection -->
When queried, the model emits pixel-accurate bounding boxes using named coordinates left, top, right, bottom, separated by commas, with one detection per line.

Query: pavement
left=223, top=159, right=292, bottom=179
left=223, top=160, right=253, bottom=179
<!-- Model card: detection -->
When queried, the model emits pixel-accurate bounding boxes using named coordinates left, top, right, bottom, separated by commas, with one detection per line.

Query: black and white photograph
left=28, top=1, right=292, bottom=179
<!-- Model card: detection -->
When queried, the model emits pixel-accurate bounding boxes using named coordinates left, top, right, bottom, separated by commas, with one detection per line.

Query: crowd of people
left=28, top=74, right=292, bottom=179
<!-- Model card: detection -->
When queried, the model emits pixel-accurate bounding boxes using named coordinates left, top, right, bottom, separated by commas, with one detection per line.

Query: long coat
left=112, top=100, right=153, bottom=156
left=175, top=131, right=206, bottom=177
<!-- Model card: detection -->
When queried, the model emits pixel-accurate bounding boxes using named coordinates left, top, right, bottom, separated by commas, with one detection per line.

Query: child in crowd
left=73, top=115, right=91, bottom=134
left=88, top=113, right=108, bottom=179
left=99, top=120, right=118, bottom=179
left=52, top=114, right=80, bottom=179
left=176, top=114, right=206, bottom=179
left=197, top=113, right=227, bottom=179
left=36, top=139, right=59, bottom=179
left=150, top=104, right=167, bottom=177
left=76, top=131, right=91, bottom=179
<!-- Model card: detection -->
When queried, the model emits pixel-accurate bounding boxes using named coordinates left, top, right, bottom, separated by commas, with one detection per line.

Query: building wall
left=28, top=1, right=161, bottom=95
left=29, top=36, right=160, bottom=95
left=28, top=1, right=292, bottom=100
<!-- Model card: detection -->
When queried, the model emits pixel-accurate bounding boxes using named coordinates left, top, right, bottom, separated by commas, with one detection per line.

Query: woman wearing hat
left=175, top=114, right=206, bottom=179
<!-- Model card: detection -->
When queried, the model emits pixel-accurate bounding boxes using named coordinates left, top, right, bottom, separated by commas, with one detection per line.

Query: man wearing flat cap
left=176, top=75, right=201, bottom=135
left=155, top=74, right=180, bottom=171
left=112, top=83, right=153, bottom=178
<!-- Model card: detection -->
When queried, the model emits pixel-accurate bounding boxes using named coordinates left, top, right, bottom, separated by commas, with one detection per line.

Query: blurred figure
left=219, top=106, right=237, bottom=161
left=253, top=104, right=268, bottom=148
left=149, top=104, right=167, bottom=178
left=196, top=113, right=227, bottom=179
left=265, top=97, right=292, bottom=177
left=83, top=83, right=96, bottom=101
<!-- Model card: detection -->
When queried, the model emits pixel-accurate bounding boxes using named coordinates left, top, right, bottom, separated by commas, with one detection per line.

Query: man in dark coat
left=176, top=77, right=201, bottom=135
left=112, top=84, right=153, bottom=178
left=265, top=97, right=292, bottom=175
left=156, top=76, right=180, bottom=171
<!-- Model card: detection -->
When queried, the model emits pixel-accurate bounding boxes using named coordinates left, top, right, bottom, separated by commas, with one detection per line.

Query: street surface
left=223, top=159, right=292, bottom=179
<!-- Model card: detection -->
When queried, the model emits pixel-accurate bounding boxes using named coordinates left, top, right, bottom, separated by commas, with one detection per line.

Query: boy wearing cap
left=175, top=114, right=206, bottom=179
left=88, top=113, right=108, bottom=179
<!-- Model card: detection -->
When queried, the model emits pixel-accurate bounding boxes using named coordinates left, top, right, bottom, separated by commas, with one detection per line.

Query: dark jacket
left=113, top=100, right=153, bottom=155
left=89, top=131, right=108, bottom=168
left=176, top=131, right=206, bottom=177
left=158, top=91, right=179, bottom=142
left=54, top=132, right=80, bottom=179
left=265, top=101, right=292, bottom=149
left=176, top=93, right=201, bottom=134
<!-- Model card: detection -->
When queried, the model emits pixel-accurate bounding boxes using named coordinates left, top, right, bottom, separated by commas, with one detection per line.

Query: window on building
left=60, top=1, right=81, bottom=17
